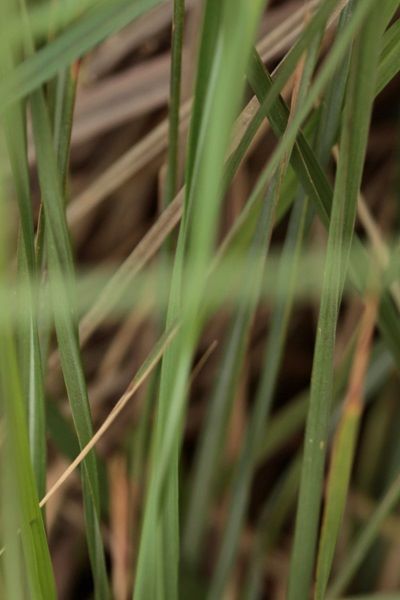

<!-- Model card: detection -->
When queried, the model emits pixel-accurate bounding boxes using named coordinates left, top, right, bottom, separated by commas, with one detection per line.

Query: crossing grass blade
left=247, top=52, right=400, bottom=371
left=67, top=6, right=400, bottom=350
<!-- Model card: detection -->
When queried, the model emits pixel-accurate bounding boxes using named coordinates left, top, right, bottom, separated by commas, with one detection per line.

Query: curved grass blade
left=34, top=58, right=80, bottom=374
left=4, top=0, right=98, bottom=43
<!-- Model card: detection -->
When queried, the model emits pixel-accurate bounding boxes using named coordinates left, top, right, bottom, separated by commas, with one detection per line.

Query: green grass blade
left=247, top=53, right=400, bottom=371
left=5, top=117, right=47, bottom=498
left=164, top=0, right=185, bottom=207
left=206, top=12, right=352, bottom=589
left=183, top=173, right=278, bottom=570
left=287, top=5, right=388, bottom=596
left=377, top=18, right=400, bottom=94
left=1, top=449, right=26, bottom=600
left=243, top=341, right=393, bottom=600
left=184, top=0, right=222, bottom=193
left=73, top=1, right=400, bottom=350
left=328, top=473, right=400, bottom=598
left=30, top=88, right=110, bottom=599
left=0, top=336, right=56, bottom=599
left=256, top=341, right=393, bottom=465
left=46, top=400, right=80, bottom=460
left=314, top=0, right=355, bottom=164
left=208, top=194, right=308, bottom=600
left=316, top=417, right=361, bottom=596
left=242, top=456, right=302, bottom=600
left=0, top=1, right=47, bottom=498
left=134, top=2, right=267, bottom=597
left=315, top=297, right=378, bottom=600
left=0, top=159, right=56, bottom=598
left=5, top=0, right=98, bottom=44
left=51, top=65, right=80, bottom=192
left=154, top=2, right=228, bottom=594
left=0, top=0, right=164, bottom=112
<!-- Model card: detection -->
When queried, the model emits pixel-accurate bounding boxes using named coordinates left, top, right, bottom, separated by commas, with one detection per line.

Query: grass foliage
left=0, top=0, right=399, bottom=598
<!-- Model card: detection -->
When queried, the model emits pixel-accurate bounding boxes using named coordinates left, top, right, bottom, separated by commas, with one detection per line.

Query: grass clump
left=0, top=0, right=399, bottom=598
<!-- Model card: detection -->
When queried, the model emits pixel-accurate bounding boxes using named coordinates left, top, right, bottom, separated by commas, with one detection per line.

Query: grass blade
left=315, top=294, right=379, bottom=599
left=183, top=173, right=277, bottom=570
left=328, top=473, right=400, bottom=598
left=164, top=0, right=185, bottom=207
left=247, top=52, right=400, bottom=370
left=0, top=155, right=56, bottom=598
left=0, top=0, right=164, bottom=112
left=30, top=87, right=110, bottom=599
left=0, top=0, right=47, bottom=497
left=194, top=21, right=325, bottom=593
left=287, top=5, right=388, bottom=596
left=134, top=2, right=267, bottom=597
left=377, top=18, right=400, bottom=94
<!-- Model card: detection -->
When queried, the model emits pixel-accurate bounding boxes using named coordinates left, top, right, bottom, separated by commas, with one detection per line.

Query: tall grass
left=0, top=0, right=399, bottom=598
